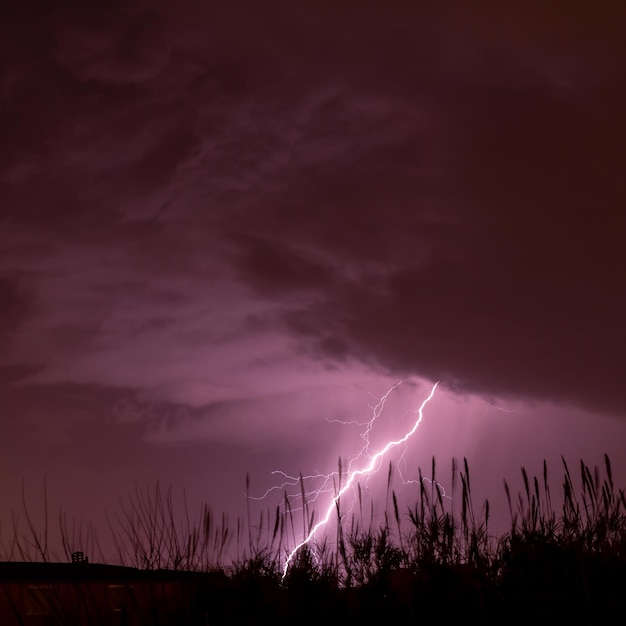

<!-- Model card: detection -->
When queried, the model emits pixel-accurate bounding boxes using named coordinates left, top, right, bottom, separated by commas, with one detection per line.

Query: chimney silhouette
left=71, top=551, right=88, bottom=563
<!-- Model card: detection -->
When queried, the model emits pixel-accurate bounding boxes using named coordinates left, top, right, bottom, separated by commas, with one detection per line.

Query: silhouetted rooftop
left=0, top=561, right=226, bottom=583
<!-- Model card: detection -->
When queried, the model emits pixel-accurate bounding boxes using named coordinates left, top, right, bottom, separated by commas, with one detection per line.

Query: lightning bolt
left=397, top=446, right=452, bottom=500
left=281, top=380, right=439, bottom=579
left=248, top=470, right=336, bottom=507
left=486, top=402, right=520, bottom=414
left=250, top=381, right=408, bottom=515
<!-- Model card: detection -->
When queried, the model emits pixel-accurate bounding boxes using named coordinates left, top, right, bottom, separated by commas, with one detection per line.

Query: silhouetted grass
left=3, top=455, right=626, bottom=624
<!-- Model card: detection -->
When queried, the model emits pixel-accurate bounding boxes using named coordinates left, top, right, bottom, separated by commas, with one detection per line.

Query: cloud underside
left=1, top=0, right=625, bottom=424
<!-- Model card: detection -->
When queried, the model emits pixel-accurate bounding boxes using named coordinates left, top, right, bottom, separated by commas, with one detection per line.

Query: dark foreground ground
left=2, top=550, right=624, bottom=626
left=4, top=456, right=624, bottom=624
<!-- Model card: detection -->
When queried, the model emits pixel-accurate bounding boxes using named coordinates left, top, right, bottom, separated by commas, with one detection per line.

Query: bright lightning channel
left=250, top=381, right=406, bottom=515
left=281, top=380, right=439, bottom=580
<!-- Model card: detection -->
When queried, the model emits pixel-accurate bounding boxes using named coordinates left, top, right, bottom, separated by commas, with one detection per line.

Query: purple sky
left=2, top=1, right=626, bottom=560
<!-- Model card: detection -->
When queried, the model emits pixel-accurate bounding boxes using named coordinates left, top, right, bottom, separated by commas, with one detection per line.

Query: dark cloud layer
left=218, top=4, right=626, bottom=415
left=2, top=0, right=626, bottom=428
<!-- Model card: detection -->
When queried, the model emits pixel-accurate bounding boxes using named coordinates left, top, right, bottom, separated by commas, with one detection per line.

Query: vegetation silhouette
left=2, top=455, right=626, bottom=625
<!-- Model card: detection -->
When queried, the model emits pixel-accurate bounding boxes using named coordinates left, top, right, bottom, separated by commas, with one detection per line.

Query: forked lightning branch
left=250, top=380, right=441, bottom=579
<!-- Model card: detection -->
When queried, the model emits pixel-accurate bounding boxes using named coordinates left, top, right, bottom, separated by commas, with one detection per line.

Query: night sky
left=2, top=1, right=626, bottom=559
